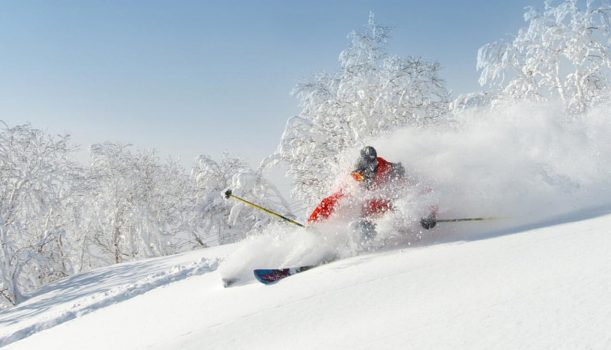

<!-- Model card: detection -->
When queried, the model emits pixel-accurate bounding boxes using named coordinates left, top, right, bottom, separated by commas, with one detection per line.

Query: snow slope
left=2, top=211, right=611, bottom=349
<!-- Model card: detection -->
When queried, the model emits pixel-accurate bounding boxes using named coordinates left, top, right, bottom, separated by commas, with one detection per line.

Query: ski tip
left=222, top=278, right=238, bottom=288
left=253, top=269, right=283, bottom=285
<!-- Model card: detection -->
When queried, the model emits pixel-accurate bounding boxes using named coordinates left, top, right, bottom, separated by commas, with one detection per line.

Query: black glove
left=420, top=214, right=437, bottom=230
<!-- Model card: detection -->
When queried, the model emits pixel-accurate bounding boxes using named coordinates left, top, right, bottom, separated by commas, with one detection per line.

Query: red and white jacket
left=307, top=157, right=402, bottom=223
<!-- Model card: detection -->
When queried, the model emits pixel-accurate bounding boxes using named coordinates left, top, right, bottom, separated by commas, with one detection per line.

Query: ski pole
left=437, top=217, right=497, bottom=223
left=223, top=189, right=305, bottom=228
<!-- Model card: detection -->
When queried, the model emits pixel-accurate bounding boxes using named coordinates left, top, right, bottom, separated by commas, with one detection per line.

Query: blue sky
left=0, top=0, right=541, bottom=166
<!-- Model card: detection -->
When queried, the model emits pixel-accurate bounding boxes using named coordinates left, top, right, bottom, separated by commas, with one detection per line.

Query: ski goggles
left=351, top=170, right=365, bottom=182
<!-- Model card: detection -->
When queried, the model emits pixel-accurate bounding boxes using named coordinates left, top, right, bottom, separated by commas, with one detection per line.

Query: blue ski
left=253, top=266, right=315, bottom=285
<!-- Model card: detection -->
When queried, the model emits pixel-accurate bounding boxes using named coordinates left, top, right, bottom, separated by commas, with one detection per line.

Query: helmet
left=360, top=146, right=377, bottom=161
left=352, top=146, right=378, bottom=182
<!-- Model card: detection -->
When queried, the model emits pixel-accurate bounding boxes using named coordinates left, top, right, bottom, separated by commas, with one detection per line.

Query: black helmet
left=360, top=146, right=377, bottom=161
left=354, top=146, right=378, bottom=178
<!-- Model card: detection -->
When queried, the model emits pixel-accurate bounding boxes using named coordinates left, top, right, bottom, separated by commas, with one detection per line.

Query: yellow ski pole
left=436, top=217, right=497, bottom=223
left=224, top=189, right=305, bottom=228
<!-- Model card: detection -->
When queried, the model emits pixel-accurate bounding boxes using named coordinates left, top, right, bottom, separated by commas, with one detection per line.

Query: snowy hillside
left=2, top=210, right=610, bottom=350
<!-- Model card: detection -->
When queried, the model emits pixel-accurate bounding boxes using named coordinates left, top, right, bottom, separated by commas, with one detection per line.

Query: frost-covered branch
left=477, top=0, right=611, bottom=113
left=0, top=122, right=82, bottom=305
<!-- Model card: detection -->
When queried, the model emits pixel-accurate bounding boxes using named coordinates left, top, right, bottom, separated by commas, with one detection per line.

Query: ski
left=253, top=265, right=315, bottom=285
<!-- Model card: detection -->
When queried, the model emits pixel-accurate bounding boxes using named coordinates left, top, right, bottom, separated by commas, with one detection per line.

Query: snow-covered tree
left=477, top=0, right=611, bottom=113
left=0, top=122, right=82, bottom=305
left=0, top=125, right=293, bottom=306
left=271, top=13, right=450, bottom=206
left=192, top=154, right=293, bottom=244
left=83, top=143, right=194, bottom=265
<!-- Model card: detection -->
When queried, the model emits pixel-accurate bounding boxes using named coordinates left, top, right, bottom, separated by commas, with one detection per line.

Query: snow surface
left=1, top=209, right=611, bottom=349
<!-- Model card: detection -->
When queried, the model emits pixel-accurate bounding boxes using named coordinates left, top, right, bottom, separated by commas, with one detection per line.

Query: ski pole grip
left=224, top=189, right=233, bottom=199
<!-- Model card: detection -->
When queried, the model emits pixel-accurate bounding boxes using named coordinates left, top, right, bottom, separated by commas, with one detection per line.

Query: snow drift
left=4, top=210, right=611, bottom=350
left=371, top=100, right=611, bottom=238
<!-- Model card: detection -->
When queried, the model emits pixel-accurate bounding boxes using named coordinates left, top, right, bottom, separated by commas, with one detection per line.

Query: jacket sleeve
left=390, top=162, right=405, bottom=179
left=307, top=191, right=344, bottom=224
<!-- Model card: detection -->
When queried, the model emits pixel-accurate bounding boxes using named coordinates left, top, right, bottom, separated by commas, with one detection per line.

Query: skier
left=307, top=146, right=437, bottom=237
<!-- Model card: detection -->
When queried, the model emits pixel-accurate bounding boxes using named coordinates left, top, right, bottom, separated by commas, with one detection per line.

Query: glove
left=420, top=214, right=437, bottom=230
